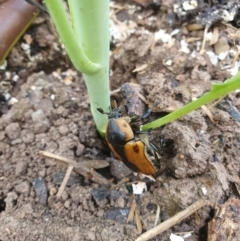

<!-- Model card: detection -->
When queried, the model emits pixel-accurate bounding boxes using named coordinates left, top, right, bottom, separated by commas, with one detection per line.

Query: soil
left=1, top=1, right=240, bottom=240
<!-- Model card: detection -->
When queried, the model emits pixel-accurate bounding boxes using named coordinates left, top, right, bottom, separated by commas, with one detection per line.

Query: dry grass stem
left=56, top=165, right=73, bottom=198
left=39, top=151, right=110, bottom=187
left=135, top=199, right=206, bottom=241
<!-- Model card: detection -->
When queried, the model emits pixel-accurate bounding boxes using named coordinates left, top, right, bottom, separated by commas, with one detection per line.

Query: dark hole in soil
left=163, top=139, right=175, bottom=158
left=198, top=225, right=208, bottom=241
left=146, top=202, right=157, bottom=211
left=0, top=198, right=6, bottom=212
left=195, top=143, right=200, bottom=148
left=175, top=93, right=183, bottom=102
left=30, top=40, right=42, bottom=56
left=95, top=166, right=112, bottom=180
left=199, top=207, right=215, bottom=241
left=204, top=116, right=213, bottom=126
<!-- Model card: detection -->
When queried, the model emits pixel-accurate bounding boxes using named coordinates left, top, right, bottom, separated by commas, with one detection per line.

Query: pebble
left=31, top=109, right=45, bottom=122
left=50, top=187, right=57, bottom=196
left=218, top=101, right=240, bottom=123
left=110, top=159, right=132, bottom=179
left=15, top=161, right=27, bottom=176
left=4, top=191, right=18, bottom=211
left=11, top=138, right=22, bottom=145
left=38, top=168, right=46, bottom=178
left=214, top=37, right=230, bottom=55
left=91, top=186, right=110, bottom=202
left=59, top=125, right=69, bottom=135
left=21, top=203, right=33, bottom=214
left=15, top=181, right=30, bottom=194
left=105, top=208, right=129, bottom=224
left=34, top=120, right=50, bottom=134
left=87, top=230, right=96, bottom=241
left=0, top=131, right=5, bottom=141
left=53, top=172, right=81, bottom=186
left=21, top=130, right=35, bottom=143
left=64, top=199, right=71, bottom=209
left=115, top=196, right=125, bottom=208
left=97, top=209, right=104, bottom=217
left=5, top=123, right=21, bottom=140
left=32, top=177, right=48, bottom=205
left=110, top=190, right=123, bottom=201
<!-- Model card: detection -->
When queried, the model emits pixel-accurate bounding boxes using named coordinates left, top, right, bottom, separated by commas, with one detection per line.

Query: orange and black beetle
left=97, top=108, right=160, bottom=175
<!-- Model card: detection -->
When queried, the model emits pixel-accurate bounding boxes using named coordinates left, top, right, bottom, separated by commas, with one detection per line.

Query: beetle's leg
left=25, top=0, right=48, bottom=14
left=140, top=107, right=153, bottom=119
left=97, top=107, right=124, bottom=119
left=97, top=108, right=109, bottom=115
left=133, top=107, right=152, bottom=122
left=97, top=107, right=114, bottom=116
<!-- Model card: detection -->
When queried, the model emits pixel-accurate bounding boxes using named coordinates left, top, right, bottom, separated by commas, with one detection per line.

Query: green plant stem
left=142, top=72, right=240, bottom=130
left=44, top=0, right=101, bottom=74
left=69, top=0, right=110, bottom=136
left=45, top=0, right=110, bottom=136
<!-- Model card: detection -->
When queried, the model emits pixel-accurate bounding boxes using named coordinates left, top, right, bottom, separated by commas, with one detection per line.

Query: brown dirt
left=1, top=1, right=240, bottom=240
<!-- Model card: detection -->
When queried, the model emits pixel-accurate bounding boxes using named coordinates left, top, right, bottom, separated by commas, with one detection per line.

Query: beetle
left=97, top=107, right=160, bottom=175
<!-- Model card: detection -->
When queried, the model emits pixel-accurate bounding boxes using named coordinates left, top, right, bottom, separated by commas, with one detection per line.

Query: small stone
left=15, top=181, right=30, bottom=194
left=19, top=212, right=26, bottom=219
left=32, top=177, right=48, bottom=205
left=214, top=37, right=230, bottom=55
left=64, top=199, right=71, bottom=209
left=115, top=196, right=125, bottom=208
left=11, top=138, right=22, bottom=145
left=50, top=187, right=57, bottom=196
left=59, top=125, right=69, bottom=135
left=21, top=130, right=35, bottom=143
left=97, top=209, right=104, bottom=217
left=36, top=99, right=53, bottom=116
left=76, top=143, right=84, bottom=156
left=105, top=208, right=129, bottom=224
left=69, top=122, right=78, bottom=135
left=91, top=186, right=110, bottom=202
left=4, top=191, right=18, bottom=211
left=34, top=120, right=50, bottom=134
left=110, top=191, right=123, bottom=201
left=53, top=172, right=81, bottom=186
left=110, top=159, right=132, bottom=179
left=56, top=106, right=66, bottom=115
left=87, top=231, right=96, bottom=241
left=15, top=161, right=27, bottom=176
left=95, top=198, right=107, bottom=208
left=21, top=203, right=33, bottom=214
left=31, top=109, right=45, bottom=122
left=38, top=168, right=46, bottom=178
left=5, top=123, right=21, bottom=140
left=0, top=131, right=5, bottom=141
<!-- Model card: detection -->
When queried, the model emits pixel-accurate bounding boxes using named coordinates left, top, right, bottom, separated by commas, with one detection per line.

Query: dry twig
left=39, top=151, right=110, bottom=187
left=135, top=199, right=206, bottom=241
left=56, top=165, right=74, bottom=198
